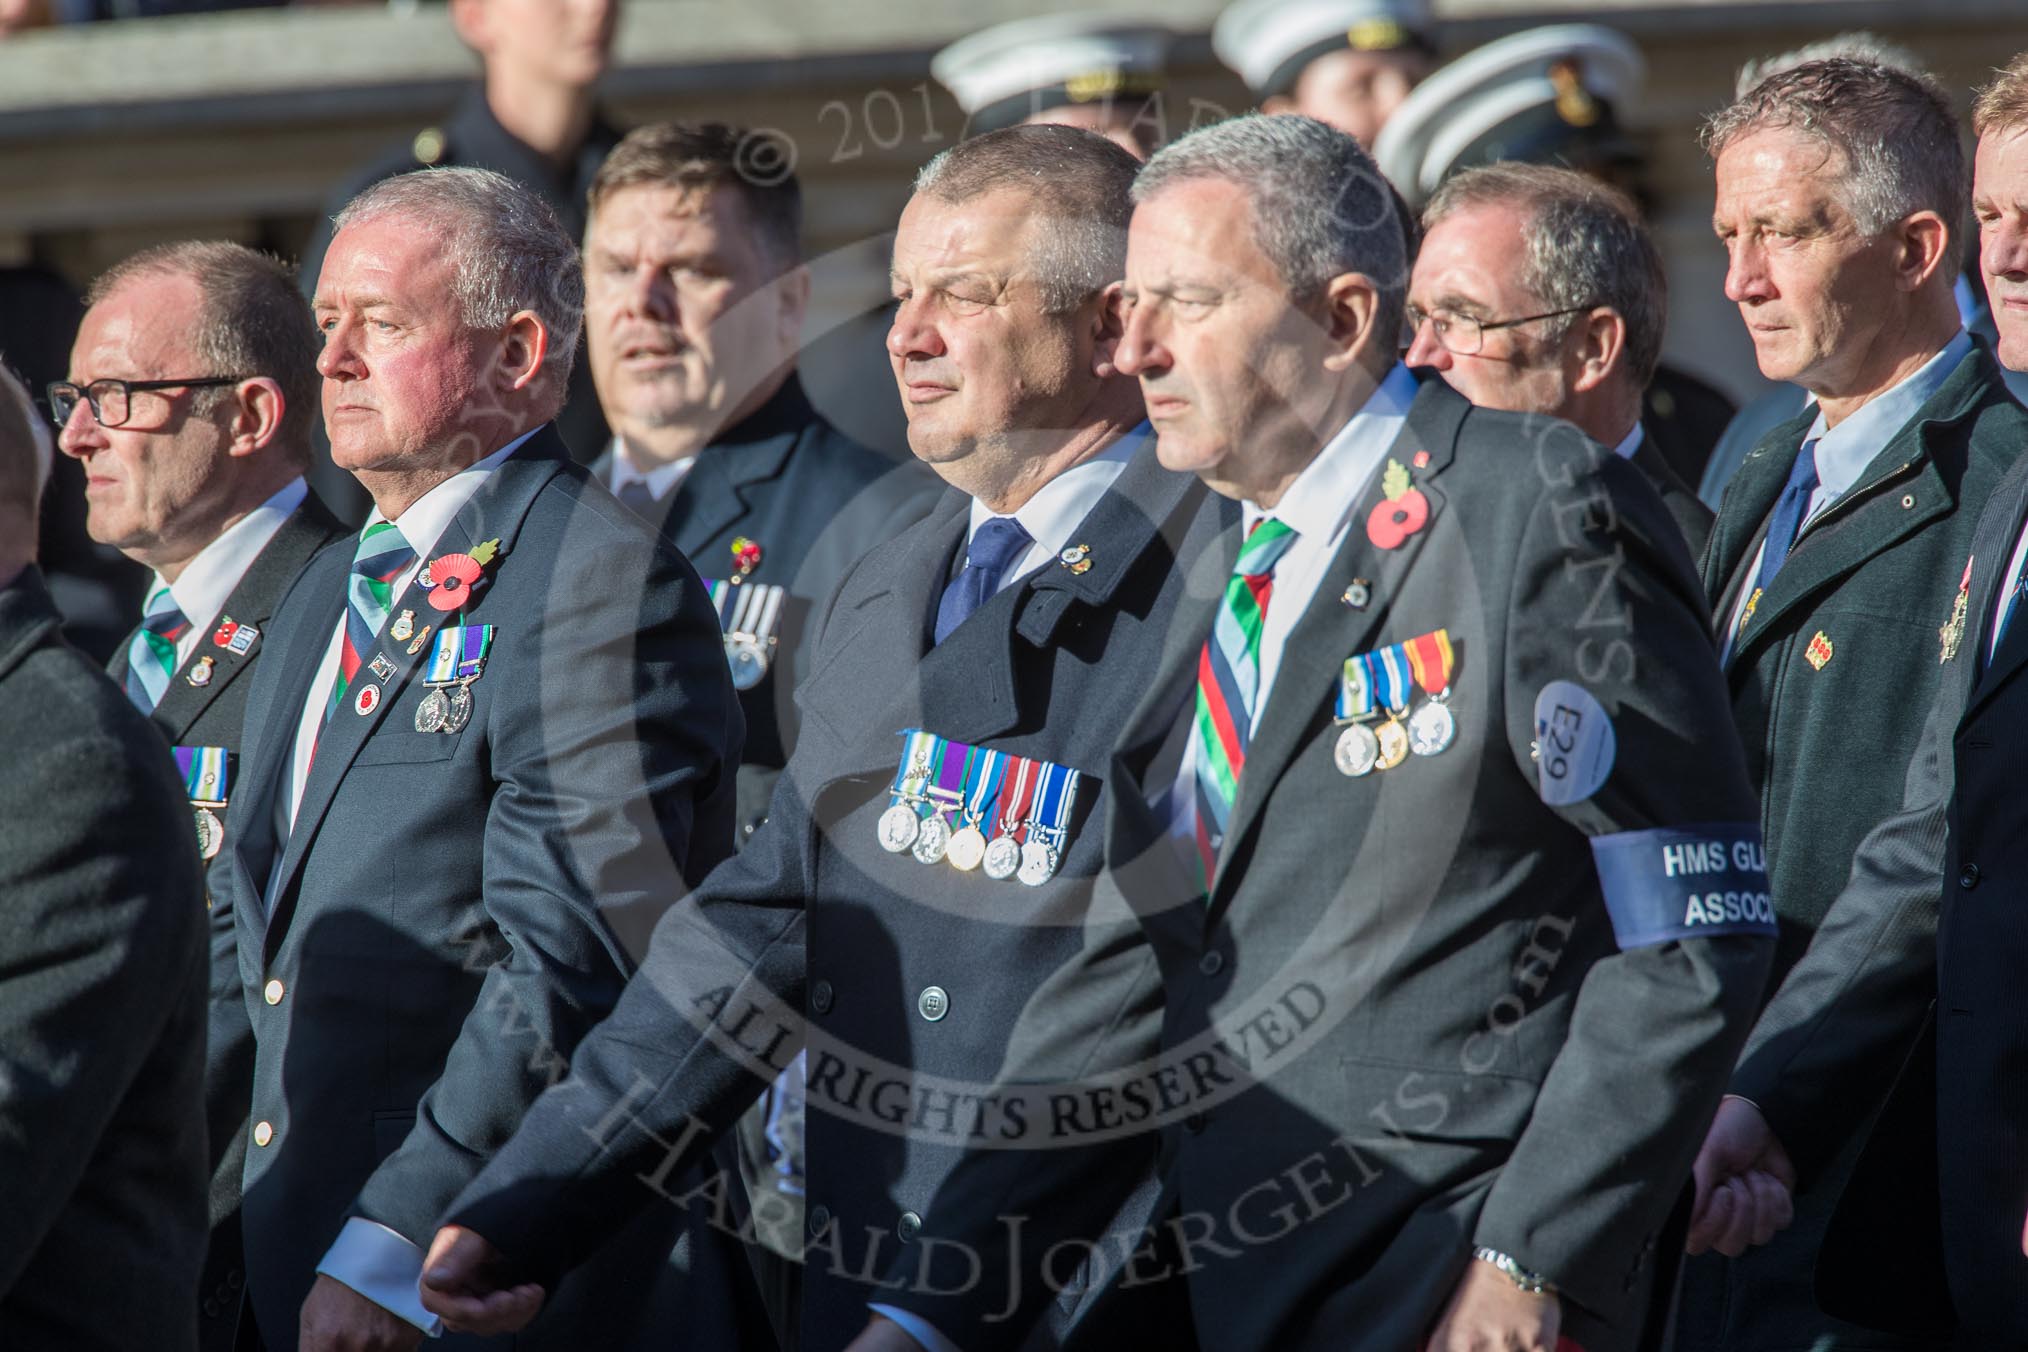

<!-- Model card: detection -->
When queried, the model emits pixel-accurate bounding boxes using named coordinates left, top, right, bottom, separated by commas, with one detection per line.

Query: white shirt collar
left=610, top=435, right=696, bottom=502
left=1805, top=328, right=1972, bottom=501
left=966, top=422, right=1146, bottom=562
left=1611, top=424, right=1644, bottom=461
left=1242, top=361, right=1420, bottom=539
left=156, top=476, right=307, bottom=636
left=368, top=427, right=539, bottom=558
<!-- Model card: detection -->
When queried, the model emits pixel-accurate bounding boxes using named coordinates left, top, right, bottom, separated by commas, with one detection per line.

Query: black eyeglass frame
left=1402, top=304, right=1600, bottom=356
left=46, top=375, right=249, bottom=429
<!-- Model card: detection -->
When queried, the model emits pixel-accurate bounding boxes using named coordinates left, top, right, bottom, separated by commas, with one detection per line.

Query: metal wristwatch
left=1471, top=1246, right=1559, bottom=1297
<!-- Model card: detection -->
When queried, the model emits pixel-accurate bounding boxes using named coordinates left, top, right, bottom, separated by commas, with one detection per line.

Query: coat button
left=808, top=1204, right=831, bottom=1236
left=202, top=1299, right=219, bottom=1318
left=1184, top=1112, right=1207, bottom=1134
left=811, top=980, right=834, bottom=1015
left=1199, top=950, right=1224, bottom=977
left=263, top=979, right=285, bottom=1005
left=1960, top=864, right=1982, bottom=889
left=227, top=1270, right=243, bottom=1290
left=917, top=986, right=949, bottom=1022
left=253, top=1120, right=274, bottom=1147
left=897, top=1211, right=923, bottom=1242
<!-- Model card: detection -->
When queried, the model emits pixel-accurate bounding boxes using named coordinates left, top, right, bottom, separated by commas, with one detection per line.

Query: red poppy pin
left=1366, top=459, right=1429, bottom=550
left=731, top=535, right=763, bottom=578
left=424, top=538, right=502, bottom=612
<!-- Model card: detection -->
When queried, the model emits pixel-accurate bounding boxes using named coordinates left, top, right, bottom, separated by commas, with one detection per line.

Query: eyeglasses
left=46, top=376, right=247, bottom=430
left=1402, top=304, right=1597, bottom=357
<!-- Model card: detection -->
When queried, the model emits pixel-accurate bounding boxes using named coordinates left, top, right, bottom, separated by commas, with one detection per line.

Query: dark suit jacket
left=107, top=489, right=346, bottom=1348
left=1632, top=424, right=1713, bottom=558
left=1702, top=341, right=2027, bottom=991
left=900, top=380, right=1773, bottom=1352
left=1731, top=443, right=2028, bottom=1343
left=213, top=426, right=756, bottom=1348
left=446, top=433, right=1234, bottom=1349
left=594, top=376, right=941, bottom=840
left=0, top=568, right=208, bottom=1351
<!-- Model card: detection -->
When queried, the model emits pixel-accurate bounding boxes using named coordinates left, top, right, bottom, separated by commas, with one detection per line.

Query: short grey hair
left=0, top=362, right=50, bottom=539
left=1132, top=114, right=1406, bottom=320
left=1735, top=31, right=1929, bottom=99
left=1702, top=58, right=1968, bottom=273
left=1424, top=162, right=1667, bottom=387
left=912, top=124, right=1139, bottom=313
left=332, top=167, right=585, bottom=384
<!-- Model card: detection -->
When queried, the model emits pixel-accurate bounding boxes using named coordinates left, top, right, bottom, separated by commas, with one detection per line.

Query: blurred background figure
left=1213, top=0, right=1435, bottom=147
left=933, top=13, right=1174, bottom=160
left=0, top=361, right=210, bottom=1352
left=1379, top=21, right=1736, bottom=490
left=297, top=0, right=625, bottom=522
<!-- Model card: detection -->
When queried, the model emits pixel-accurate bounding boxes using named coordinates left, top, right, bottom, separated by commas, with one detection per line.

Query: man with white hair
left=211, top=166, right=751, bottom=1351
left=0, top=363, right=210, bottom=1350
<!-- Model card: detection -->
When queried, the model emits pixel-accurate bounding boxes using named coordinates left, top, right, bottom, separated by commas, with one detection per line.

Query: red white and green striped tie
left=124, top=582, right=189, bottom=712
left=1190, top=517, right=1298, bottom=886
left=326, top=519, right=416, bottom=724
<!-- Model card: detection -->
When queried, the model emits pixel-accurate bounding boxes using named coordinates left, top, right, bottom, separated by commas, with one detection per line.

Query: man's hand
left=1425, top=1257, right=1561, bottom=1352
left=842, top=1313, right=931, bottom=1352
left=419, top=1224, right=548, bottom=1335
left=299, top=1274, right=424, bottom=1352
left=1686, top=1095, right=1797, bottom=1257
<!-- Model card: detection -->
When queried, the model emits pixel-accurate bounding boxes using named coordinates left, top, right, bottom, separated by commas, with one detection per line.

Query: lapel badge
left=1412, top=450, right=1431, bottom=469
left=186, top=655, right=215, bottom=688
left=1940, top=555, right=1971, bottom=664
left=1342, top=578, right=1372, bottom=610
left=1059, top=543, right=1093, bottom=575
left=211, top=616, right=257, bottom=653
left=1367, top=459, right=1430, bottom=550
left=407, top=625, right=434, bottom=657
left=731, top=536, right=764, bottom=579
left=368, top=653, right=397, bottom=682
left=391, top=609, right=416, bottom=643
left=1805, top=631, right=1834, bottom=671
left=354, top=682, right=381, bottom=716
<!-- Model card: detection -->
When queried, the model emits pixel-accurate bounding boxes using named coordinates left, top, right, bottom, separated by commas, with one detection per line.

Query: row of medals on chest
left=1333, top=688, right=1456, bottom=777
left=389, top=609, right=477, bottom=735
left=877, top=763, right=1064, bottom=886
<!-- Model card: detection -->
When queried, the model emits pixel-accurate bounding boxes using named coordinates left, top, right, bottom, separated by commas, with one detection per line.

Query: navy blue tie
left=934, top=517, right=1032, bottom=644
left=1754, top=437, right=1821, bottom=593
left=615, top=479, right=657, bottom=518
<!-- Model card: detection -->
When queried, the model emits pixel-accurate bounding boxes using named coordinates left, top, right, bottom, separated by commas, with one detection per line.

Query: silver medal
left=415, top=687, right=449, bottom=734
left=912, top=813, right=954, bottom=865
left=1017, top=838, right=1058, bottom=887
left=726, top=636, right=769, bottom=692
left=1333, top=723, right=1381, bottom=777
left=194, top=806, right=224, bottom=861
left=442, top=682, right=474, bottom=734
left=877, top=803, right=921, bottom=853
left=946, top=825, right=987, bottom=872
left=1409, top=700, right=1456, bottom=756
left=982, top=835, right=1021, bottom=880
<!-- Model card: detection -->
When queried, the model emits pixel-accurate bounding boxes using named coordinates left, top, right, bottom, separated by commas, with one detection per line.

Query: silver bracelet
left=1471, top=1246, right=1559, bottom=1297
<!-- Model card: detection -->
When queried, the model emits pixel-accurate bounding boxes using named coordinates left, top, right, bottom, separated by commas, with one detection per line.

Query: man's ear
left=499, top=311, right=552, bottom=395
left=1092, top=281, right=1127, bottom=378
left=224, top=378, right=287, bottom=457
left=1895, top=210, right=1953, bottom=294
left=1568, top=308, right=1628, bottom=395
left=774, top=263, right=812, bottom=353
left=1319, top=271, right=1383, bottom=373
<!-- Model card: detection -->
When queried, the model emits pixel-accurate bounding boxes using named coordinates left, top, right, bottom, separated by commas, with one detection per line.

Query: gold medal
left=946, top=825, right=987, bottom=871
left=1375, top=716, right=1410, bottom=770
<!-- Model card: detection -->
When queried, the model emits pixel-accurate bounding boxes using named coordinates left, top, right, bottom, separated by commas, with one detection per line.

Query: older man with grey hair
left=1676, top=56, right=2028, bottom=1352
left=1409, top=162, right=1712, bottom=554
left=0, top=361, right=211, bottom=1351
left=210, top=164, right=750, bottom=1352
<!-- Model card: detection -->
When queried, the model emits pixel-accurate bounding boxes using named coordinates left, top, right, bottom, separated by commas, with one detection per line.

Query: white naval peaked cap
left=1374, top=23, right=1645, bottom=207
left=932, top=15, right=1174, bottom=133
left=1211, top=0, right=1435, bottom=98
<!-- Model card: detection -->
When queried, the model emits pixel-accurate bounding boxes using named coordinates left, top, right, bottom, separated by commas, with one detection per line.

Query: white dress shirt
left=150, top=477, right=307, bottom=667
left=609, top=434, right=696, bottom=502
left=1722, top=330, right=1973, bottom=650
left=291, top=428, right=536, bottom=1336
left=1161, top=362, right=1419, bottom=876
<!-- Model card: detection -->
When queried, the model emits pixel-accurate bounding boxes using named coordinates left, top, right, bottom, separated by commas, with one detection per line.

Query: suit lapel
left=144, top=496, right=345, bottom=742
left=1208, top=408, right=1455, bottom=915
left=1963, top=468, right=2028, bottom=719
left=664, top=408, right=802, bottom=564
left=264, top=440, right=567, bottom=943
left=1705, top=411, right=1813, bottom=622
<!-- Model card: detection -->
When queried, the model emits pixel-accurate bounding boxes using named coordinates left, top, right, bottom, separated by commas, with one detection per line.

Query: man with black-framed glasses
left=1407, top=161, right=1712, bottom=555
left=55, top=239, right=345, bottom=1352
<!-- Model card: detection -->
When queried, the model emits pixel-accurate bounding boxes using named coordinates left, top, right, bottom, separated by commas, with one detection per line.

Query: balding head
left=0, top=362, right=50, bottom=576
